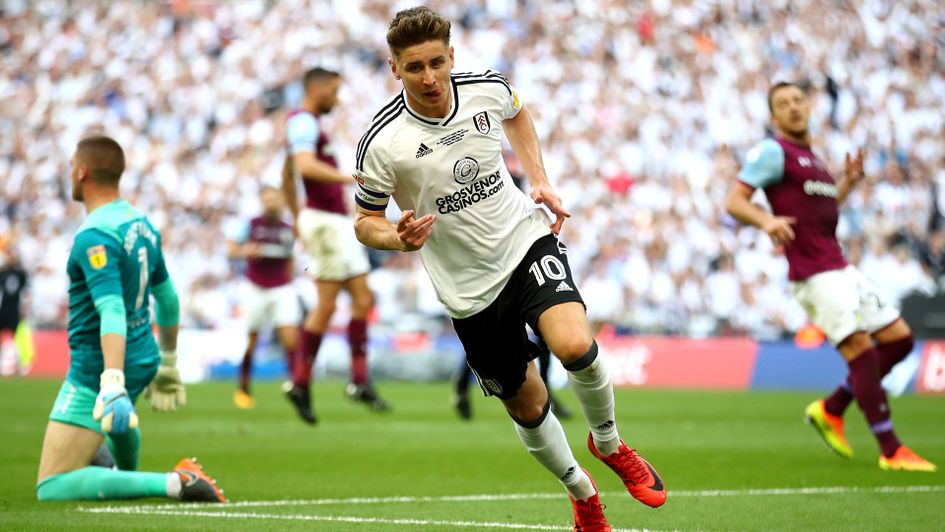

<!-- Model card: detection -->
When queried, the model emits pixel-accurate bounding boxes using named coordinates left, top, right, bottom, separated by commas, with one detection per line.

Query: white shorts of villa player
left=296, top=207, right=370, bottom=281
left=241, top=281, right=302, bottom=332
left=790, top=265, right=900, bottom=346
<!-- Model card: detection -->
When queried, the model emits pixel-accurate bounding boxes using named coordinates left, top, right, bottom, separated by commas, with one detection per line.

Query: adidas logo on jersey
left=555, top=281, right=574, bottom=292
left=415, top=143, right=433, bottom=158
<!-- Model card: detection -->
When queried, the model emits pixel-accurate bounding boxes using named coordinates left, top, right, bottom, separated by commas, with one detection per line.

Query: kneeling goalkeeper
left=36, top=135, right=225, bottom=503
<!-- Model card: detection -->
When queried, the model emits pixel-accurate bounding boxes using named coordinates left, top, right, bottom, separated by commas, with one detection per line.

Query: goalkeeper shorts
left=49, top=374, right=152, bottom=436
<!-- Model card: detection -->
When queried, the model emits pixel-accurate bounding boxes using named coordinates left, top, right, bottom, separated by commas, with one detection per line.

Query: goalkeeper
left=36, top=136, right=225, bottom=503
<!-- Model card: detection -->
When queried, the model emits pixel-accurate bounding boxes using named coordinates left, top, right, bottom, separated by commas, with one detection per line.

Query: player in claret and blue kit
left=228, top=185, right=300, bottom=410
left=35, top=136, right=227, bottom=502
left=282, top=67, right=390, bottom=423
left=726, top=82, right=936, bottom=472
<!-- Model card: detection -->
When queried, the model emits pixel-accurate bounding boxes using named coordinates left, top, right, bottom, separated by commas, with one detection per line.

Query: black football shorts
left=452, top=234, right=584, bottom=399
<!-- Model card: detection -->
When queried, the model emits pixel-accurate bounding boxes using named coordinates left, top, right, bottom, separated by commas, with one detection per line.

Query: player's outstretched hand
left=146, top=352, right=187, bottom=412
left=762, top=216, right=797, bottom=247
left=93, top=369, right=139, bottom=434
left=845, top=149, right=865, bottom=184
left=530, top=183, right=571, bottom=236
left=397, top=210, right=435, bottom=251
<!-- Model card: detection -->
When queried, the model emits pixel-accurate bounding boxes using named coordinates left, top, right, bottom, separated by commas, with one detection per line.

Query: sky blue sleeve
left=738, top=138, right=785, bottom=189
left=285, top=113, right=319, bottom=155
left=229, top=220, right=250, bottom=244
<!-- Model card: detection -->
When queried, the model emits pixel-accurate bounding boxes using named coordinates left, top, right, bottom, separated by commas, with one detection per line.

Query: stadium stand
left=1, top=0, right=943, bottom=340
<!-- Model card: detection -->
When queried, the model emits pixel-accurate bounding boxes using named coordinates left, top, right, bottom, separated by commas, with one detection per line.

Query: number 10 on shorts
left=528, top=255, right=567, bottom=286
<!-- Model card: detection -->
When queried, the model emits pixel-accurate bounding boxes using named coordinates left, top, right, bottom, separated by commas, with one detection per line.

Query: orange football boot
left=588, top=433, right=666, bottom=508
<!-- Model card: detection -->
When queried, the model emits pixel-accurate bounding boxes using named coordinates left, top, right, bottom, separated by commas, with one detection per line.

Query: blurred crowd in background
left=2, top=0, right=944, bottom=341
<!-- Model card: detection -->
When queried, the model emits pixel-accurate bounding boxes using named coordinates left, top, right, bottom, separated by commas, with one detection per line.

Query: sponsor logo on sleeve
left=86, top=245, right=107, bottom=270
left=512, top=90, right=521, bottom=110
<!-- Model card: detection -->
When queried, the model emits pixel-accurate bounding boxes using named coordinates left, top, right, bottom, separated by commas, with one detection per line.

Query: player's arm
left=836, top=148, right=865, bottom=206
left=354, top=207, right=434, bottom=252
left=95, top=300, right=136, bottom=433
left=281, top=155, right=301, bottom=221
left=225, top=240, right=259, bottom=259
left=146, top=250, right=186, bottom=412
left=352, top=136, right=433, bottom=251
left=503, top=104, right=571, bottom=235
left=285, top=113, right=351, bottom=186
left=83, top=243, right=127, bottom=368
left=97, top=302, right=128, bottom=373
left=726, top=139, right=796, bottom=247
left=225, top=221, right=259, bottom=259
left=77, top=232, right=137, bottom=434
left=293, top=151, right=352, bottom=185
left=725, top=184, right=796, bottom=245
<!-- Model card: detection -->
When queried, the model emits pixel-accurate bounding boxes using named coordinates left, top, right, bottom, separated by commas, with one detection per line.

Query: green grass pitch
left=1, top=378, right=943, bottom=530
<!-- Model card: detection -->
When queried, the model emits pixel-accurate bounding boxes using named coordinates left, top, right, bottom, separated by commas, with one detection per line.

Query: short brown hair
left=303, top=67, right=340, bottom=92
left=767, top=81, right=805, bottom=112
left=76, top=135, right=125, bottom=186
left=386, top=6, right=451, bottom=57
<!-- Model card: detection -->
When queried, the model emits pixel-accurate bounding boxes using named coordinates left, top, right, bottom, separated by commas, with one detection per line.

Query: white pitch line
left=93, top=492, right=563, bottom=511
left=82, top=484, right=945, bottom=513
left=670, top=485, right=945, bottom=498
left=76, top=507, right=654, bottom=532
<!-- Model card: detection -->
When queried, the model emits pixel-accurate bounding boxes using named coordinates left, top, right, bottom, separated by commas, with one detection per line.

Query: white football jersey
left=354, top=70, right=551, bottom=318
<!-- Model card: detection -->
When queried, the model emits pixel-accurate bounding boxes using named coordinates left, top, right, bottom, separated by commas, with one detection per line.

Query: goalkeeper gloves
left=146, top=350, right=187, bottom=412
left=93, top=368, right=139, bottom=434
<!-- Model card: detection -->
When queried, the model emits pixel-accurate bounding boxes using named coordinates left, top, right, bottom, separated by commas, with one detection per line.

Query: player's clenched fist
left=762, top=216, right=797, bottom=247
left=397, top=210, right=435, bottom=251
left=93, top=368, right=139, bottom=434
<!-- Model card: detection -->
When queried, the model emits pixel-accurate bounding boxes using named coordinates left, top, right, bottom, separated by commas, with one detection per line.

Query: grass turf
left=1, top=378, right=943, bottom=531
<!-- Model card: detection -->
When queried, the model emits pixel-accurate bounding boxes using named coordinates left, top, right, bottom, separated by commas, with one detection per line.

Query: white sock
left=567, top=352, right=621, bottom=456
left=514, top=409, right=596, bottom=501
left=166, top=472, right=182, bottom=499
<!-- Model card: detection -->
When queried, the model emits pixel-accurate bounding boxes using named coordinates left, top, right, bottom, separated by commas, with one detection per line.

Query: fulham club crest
left=473, top=111, right=491, bottom=135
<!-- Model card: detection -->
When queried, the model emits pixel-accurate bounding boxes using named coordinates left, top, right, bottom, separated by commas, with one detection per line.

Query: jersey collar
left=402, top=77, right=460, bottom=127
left=76, top=199, right=132, bottom=236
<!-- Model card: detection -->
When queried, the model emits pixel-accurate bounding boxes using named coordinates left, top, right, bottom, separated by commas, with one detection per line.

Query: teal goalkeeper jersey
left=66, top=199, right=168, bottom=389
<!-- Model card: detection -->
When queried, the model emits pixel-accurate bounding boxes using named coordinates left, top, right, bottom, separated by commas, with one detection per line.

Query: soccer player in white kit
left=352, top=8, right=665, bottom=531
